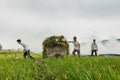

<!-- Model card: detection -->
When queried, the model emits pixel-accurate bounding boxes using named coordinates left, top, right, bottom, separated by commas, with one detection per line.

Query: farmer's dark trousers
left=91, top=50, right=97, bottom=56
left=72, top=49, right=80, bottom=57
left=24, top=50, right=34, bottom=59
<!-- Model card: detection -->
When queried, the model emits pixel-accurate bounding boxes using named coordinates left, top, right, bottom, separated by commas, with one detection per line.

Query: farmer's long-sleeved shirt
left=70, top=41, right=80, bottom=50
left=91, top=43, right=98, bottom=50
left=20, top=43, right=29, bottom=51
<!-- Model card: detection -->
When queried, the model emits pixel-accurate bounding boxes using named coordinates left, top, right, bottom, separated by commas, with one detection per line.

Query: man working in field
left=91, top=39, right=98, bottom=56
left=17, top=39, right=34, bottom=59
left=68, top=36, right=80, bottom=57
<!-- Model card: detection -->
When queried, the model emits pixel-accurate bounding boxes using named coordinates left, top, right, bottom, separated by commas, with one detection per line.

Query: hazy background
left=0, top=0, right=120, bottom=54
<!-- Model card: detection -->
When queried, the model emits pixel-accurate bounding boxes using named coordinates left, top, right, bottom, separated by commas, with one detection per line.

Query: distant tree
left=0, top=44, right=2, bottom=50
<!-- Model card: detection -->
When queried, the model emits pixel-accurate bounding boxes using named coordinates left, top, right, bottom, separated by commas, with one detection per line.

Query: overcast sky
left=0, top=0, right=120, bottom=53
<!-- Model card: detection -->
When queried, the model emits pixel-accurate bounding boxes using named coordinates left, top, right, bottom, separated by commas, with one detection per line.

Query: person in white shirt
left=91, top=39, right=98, bottom=56
left=17, top=39, right=34, bottom=59
left=68, top=36, right=80, bottom=57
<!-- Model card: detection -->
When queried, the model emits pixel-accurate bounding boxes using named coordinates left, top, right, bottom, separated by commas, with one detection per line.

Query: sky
left=0, top=0, right=120, bottom=53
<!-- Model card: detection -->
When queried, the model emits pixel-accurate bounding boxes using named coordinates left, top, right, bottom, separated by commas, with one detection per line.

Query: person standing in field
left=91, top=39, right=98, bottom=56
left=68, top=36, right=80, bottom=57
left=17, top=39, right=35, bottom=59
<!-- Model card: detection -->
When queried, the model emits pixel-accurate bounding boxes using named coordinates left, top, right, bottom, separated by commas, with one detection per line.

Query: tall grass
left=0, top=51, right=40, bottom=59
left=42, top=56, right=120, bottom=80
left=0, top=53, right=120, bottom=80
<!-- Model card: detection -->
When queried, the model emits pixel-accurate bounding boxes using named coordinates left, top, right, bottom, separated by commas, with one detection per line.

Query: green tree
left=0, top=43, right=2, bottom=50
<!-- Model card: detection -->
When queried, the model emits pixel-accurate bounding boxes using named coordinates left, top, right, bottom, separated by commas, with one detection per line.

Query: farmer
left=91, top=39, right=98, bottom=56
left=17, top=39, right=35, bottom=59
left=68, top=36, right=80, bottom=57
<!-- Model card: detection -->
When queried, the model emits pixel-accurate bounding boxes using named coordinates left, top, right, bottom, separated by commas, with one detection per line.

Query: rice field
left=0, top=51, right=120, bottom=80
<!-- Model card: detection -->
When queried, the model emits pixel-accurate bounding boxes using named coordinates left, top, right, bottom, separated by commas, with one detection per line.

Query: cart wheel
left=55, top=54, right=62, bottom=58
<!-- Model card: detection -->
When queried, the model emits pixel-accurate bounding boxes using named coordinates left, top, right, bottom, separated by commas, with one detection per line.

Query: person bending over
left=17, top=39, right=35, bottom=59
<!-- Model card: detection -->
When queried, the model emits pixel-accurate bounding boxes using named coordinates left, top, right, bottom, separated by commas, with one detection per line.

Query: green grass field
left=0, top=51, right=120, bottom=80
